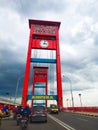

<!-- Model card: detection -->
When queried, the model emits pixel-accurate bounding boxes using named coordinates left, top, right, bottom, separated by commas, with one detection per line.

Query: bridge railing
left=62, top=107, right=98, bottom=113
left=0, top=97, right=19, bottom=110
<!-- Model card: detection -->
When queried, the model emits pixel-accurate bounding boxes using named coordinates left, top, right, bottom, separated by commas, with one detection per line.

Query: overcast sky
left=0, top=0, right=98, bottom=107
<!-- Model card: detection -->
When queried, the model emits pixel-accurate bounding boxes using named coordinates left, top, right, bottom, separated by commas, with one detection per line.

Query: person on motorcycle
left=22, top=105, right=31, bottom=120
left=15, top=105, right=23, bottom=125
left=19, top=105, right=31, bottom=129
left=13, top=106, right=18, bottom=119
left=0, top=109, right=3, bottom=117
left=0, top=109, right=3, bottom=126
left=2, top=105, right=10, bottom=117
left=17, top=105, right=24, bottom=115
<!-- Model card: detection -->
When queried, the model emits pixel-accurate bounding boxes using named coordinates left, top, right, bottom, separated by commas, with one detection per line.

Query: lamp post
left=78, top=93, right=82, bottom=107
left=14, top=75, right=24, bottom=104
left=63, top=75, right=74, bottom=109
left=10, top=96, right=11, bottom=103
left=6, top=92, right=9, bottom=101
left=66, top=98, right=69, bottom=108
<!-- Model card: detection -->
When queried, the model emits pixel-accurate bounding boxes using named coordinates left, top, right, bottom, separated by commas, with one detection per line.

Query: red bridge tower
left=22, top=19, right=63, bottom=107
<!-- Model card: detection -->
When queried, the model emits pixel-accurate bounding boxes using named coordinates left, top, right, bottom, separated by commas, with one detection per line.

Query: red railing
left=62, top=107, right=98, bottom=113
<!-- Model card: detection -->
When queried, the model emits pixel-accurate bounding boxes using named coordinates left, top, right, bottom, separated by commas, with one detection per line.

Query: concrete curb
left=74, top=112, right=98, bottom=117
left=63, top=111, right=98, bottom=117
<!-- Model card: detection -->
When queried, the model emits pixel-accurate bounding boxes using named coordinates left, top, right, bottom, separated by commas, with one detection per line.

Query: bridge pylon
left=22, top=19, right=63, bottom=107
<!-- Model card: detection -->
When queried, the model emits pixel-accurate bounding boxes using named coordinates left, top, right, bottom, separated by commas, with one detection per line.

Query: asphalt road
left=1, top=112, right=98, bottom=130
left=52, top=112, right=98, bottom=130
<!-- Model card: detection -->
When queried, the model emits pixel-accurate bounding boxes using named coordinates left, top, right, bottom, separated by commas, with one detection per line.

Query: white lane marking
left=77, top=118, right=88, bottom=122
left=48, top=114, right=76, bottom=130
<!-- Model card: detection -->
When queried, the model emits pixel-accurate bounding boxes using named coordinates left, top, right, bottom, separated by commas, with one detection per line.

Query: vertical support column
left=21, top=27, right=33, bottom=107
left=56, top=28, right=63, bottom=107
left=32, top=70, right=35, bottom=106
left=46, top=70, right=48, bottom=107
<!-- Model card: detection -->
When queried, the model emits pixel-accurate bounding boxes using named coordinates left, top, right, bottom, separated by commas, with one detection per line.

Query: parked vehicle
left=49, top=104, right=59, bottom=114
left=29, top=106, right=47, bottom=123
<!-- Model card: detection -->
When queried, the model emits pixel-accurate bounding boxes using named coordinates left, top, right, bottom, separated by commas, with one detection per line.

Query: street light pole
left=6, top=92, right=9, bottom=101
left=78, top=93, right=82, bottom=107
left=66, top=98, right=69, bottom=108
left=14, top=75, right=24, bottom=104
left=63, top=75, right=74, bottom=109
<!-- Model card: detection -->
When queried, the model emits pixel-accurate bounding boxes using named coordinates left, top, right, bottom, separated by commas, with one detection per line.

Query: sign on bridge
left=27, top=95, right=57, bottom=100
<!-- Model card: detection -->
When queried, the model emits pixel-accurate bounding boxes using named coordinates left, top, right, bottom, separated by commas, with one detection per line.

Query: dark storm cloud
left=64, top=61, right=82, bottom=71
left=0, top=38, right=26, bottom=98
left=0, top=59, right=25, bottom=96
left=61, top=57, right=86, bottom=73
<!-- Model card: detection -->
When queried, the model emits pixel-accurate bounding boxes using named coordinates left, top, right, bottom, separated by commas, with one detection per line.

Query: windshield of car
left=50, top=105, right=58, bottom=108
left=32, top=106, right=45, bottom=111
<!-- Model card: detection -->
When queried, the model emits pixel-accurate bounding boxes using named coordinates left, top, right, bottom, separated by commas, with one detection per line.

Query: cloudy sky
left=0, top=0, right=98, bottom=107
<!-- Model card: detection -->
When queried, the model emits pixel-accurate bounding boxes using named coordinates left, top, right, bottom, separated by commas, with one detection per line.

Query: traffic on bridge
left=0, top=110, right=98, bottom=130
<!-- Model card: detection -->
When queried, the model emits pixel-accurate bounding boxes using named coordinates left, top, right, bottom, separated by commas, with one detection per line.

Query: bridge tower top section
left=29, top=19, right=60, bottom=29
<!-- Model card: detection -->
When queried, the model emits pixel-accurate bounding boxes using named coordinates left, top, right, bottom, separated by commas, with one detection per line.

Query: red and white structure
left=22, top=19, right=63, bottom=107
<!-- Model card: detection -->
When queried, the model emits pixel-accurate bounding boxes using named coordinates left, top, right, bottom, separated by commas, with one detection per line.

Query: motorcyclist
left=15, top=105, right=23, bottom=125
left=13, top=106, right=18, bottom=119
left=0, top=109, right=3, bottom=117
left=0, top=109, right=3, bottom=126
left=17, top=105, right=24, bottom=115
left=22, top=105, right=31, bottom=120
left=19, top=105, right=31, bottom=129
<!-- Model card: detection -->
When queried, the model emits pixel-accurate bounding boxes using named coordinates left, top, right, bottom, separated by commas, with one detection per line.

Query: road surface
left=1, top=112, right=98, bottom=130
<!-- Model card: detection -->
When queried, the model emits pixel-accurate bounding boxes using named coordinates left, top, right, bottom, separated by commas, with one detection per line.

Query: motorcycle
left=20, top=115, right=28, bottom=130
left=16, top=114, right=22, bottom=125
